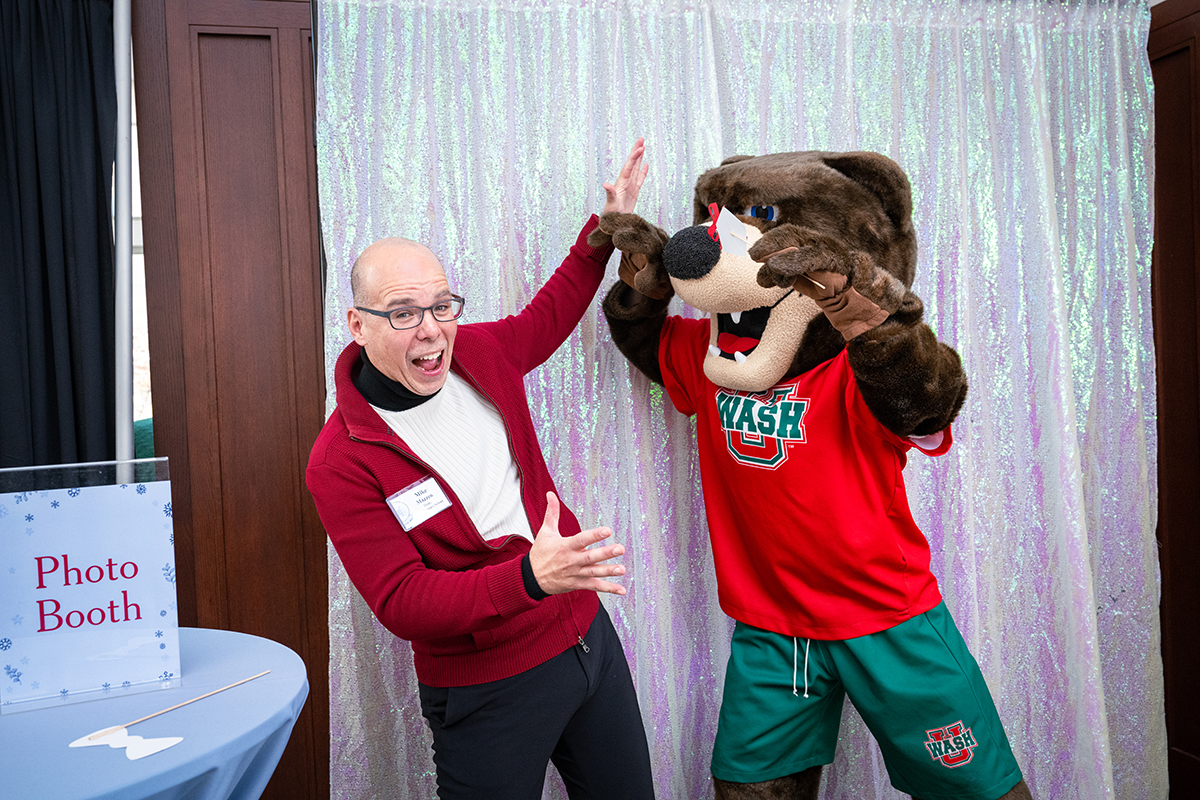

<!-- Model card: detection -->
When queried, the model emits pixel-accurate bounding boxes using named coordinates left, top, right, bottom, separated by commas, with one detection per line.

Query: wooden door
left=1150, top=0, right=1200, bottom=792
left=132, top=1, right=327, bottom=797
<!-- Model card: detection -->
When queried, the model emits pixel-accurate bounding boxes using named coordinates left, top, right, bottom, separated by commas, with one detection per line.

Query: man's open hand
left=602, top=138, right=648, bottom=216
left=529, top=493, right=628, bottom=596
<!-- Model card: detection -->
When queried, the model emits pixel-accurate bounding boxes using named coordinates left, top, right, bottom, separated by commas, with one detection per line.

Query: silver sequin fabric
left=315, top=2, right=1161, bottom=797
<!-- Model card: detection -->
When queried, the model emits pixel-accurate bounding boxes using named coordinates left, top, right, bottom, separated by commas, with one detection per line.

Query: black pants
left=418, top=604, right=654, bottom=799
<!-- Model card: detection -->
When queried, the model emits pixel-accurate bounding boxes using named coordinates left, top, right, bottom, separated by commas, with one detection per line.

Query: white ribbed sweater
left=372, top=372, right=532, bottom=542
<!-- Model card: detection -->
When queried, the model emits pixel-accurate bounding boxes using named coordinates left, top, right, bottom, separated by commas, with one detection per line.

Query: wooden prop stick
left=87, top=670, right=271, bottom=740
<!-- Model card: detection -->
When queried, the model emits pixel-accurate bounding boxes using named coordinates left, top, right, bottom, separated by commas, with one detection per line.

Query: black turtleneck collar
left=354, top=348, right=440, bottom=411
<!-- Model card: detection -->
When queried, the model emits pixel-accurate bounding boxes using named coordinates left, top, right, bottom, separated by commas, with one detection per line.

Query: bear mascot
left=593, top=151, right=1032, bottom=800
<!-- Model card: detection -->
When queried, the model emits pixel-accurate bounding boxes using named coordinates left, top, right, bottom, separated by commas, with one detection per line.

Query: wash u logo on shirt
left=714, top=385, right=809, bottom=469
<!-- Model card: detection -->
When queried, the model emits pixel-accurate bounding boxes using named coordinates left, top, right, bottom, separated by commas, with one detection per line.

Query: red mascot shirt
left=659, top=315, right=948, bottom=640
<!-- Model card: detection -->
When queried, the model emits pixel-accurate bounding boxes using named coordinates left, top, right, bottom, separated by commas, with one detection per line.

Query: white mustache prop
left=69, top=726, right=183, bottom=760
left=67, top=670, right=270, bottom=761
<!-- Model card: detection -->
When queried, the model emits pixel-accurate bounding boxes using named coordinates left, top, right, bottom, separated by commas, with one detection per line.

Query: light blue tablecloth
left=0, top=627, right=309, bottom=800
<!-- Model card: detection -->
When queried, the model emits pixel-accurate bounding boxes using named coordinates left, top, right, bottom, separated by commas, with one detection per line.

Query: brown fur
left=603, top=280, right=670, bottom=385
left=589, top=213, right=672, bottom=298
left=601, top=153, right=1025, bottom=798
left=602, top=150, right=967, bottom=437
left=693, top=151, right=918, bottom=288
left=713, top=767, right=822, bottom=800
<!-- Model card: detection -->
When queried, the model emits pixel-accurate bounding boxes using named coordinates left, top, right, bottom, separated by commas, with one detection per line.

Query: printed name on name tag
left=387, top=476, right=452, bottom=531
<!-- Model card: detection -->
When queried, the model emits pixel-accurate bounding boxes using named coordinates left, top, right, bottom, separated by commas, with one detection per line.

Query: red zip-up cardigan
left=306, top=218, right=613, bottom=688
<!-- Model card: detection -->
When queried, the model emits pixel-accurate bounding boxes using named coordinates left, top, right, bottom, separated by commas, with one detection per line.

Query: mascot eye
left=745, top=205, right=780, bottom=221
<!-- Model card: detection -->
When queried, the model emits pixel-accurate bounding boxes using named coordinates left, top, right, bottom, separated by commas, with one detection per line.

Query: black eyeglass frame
left=355, top=295, right=466, bottom=331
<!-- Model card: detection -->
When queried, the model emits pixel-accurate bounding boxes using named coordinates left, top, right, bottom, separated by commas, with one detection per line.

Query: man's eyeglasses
left=356, top=295, right=466, bottom=331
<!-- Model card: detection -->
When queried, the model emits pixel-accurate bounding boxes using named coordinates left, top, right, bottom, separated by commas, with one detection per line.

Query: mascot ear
left=691, top=155, right=756, bottom=224
left=822, top=152, right=914, bottom=230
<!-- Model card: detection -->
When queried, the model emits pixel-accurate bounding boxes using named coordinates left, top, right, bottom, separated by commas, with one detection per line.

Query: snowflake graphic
left=30, top=681, right=39, bottom=690
left=159, top=671, right=174, bottom=681
left=0, top=638, right=11, bottom=651
left=159, top=643, right=166, bottom=650
left=5, top=665, right=21, bottom=684
left=120, top=484, right=128, bottom=489
left=121, top=681, right=131, bottom=689
left=170, top=532, right=175, bottom=545
left=11, top=614, right=21, bottom=625
left=155, top=630, right=163, bottom=638
left=59, top=689, right=69, bottom=699
left=163, top=502, right=173, bottom=518
left=160, top=610, right=167, bottom=617
left=0, top=506, right=6, bottom=518
left=101, top=683, right=111, bottom=692
left=137, top=484, right=146, bottom=495
left=25, top=528, right=33, bottom=536
left=19, top=657, right=28, bottom=665
left=51, top=500, right=59, bottom=509
left=24, top=514, right=32, bottom=522
left=162, top=564, right=176, bottom=584
left=7, top=567, right=14, bottom=575
left=68, top=488, right=80, bottom=497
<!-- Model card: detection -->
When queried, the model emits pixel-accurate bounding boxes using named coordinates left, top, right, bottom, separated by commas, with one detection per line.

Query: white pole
left=114, top=0, right=134, bottom=469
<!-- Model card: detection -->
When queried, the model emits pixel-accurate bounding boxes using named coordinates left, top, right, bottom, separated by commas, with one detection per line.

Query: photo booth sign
left=0, top=459, right=181, bottom=713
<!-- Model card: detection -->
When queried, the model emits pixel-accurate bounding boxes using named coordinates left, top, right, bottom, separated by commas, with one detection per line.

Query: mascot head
left=660, top=151, right=917, bottom=392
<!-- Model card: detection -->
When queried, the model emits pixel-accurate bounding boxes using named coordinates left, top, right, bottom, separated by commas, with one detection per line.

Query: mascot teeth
left=730, top=311, right=742, bottom=324
left=709, top=345, right=721, bottom=358
left=733, top=352, right=747, bottom=364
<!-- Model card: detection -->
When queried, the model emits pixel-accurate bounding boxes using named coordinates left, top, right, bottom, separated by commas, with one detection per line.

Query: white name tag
left=386, top=477, right=452, bottom=531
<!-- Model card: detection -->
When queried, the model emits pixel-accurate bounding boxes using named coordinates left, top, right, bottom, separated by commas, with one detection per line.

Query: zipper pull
left=578, top=636, right=590, bottom=653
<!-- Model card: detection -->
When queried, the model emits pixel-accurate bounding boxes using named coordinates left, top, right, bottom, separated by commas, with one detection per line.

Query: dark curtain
left=0, top=0, right=117, bottom=468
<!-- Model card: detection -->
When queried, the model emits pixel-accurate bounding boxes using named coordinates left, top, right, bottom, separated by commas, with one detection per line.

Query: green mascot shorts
left=711, top=602, right=1023, bottom=800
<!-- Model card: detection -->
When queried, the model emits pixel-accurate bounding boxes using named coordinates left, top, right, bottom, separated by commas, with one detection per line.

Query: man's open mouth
left=412, top=352, right=444, bottom=374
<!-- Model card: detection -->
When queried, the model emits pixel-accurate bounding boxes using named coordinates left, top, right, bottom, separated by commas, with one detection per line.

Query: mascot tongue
left=717, top=332, right=760, bottom=355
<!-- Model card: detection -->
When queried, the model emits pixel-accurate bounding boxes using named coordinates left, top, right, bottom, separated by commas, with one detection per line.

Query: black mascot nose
left=663, top=224, right=721, bottom=281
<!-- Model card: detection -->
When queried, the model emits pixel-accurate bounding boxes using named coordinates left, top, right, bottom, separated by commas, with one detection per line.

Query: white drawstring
left=803, top=639, right=810, bottom=698
left=792, top=637, right=810, bottom=698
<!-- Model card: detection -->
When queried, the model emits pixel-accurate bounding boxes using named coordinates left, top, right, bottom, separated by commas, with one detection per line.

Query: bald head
left=351, top=237, right=443, bottom=306
left=347, top=236, right=459, bottom=395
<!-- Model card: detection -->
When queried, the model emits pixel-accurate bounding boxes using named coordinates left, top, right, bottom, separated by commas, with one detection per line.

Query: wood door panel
left=1151, top=0, right=1200, bottom=792
left=194, top=29, right=306, bottom=642
left=133, top=1, right=327, bottom=798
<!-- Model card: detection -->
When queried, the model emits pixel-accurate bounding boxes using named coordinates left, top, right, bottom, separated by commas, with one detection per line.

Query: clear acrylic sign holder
left=0, top=458, right=181, bottom=713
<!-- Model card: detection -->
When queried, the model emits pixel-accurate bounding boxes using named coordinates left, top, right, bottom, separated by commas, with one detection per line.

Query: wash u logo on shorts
left=924, top=721, right=978, bottom=768
left=714, top=386, right=809, bottom=469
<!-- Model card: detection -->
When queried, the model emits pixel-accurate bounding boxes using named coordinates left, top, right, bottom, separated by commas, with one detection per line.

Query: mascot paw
left=591, top=212, right=673, bottom=299
left=592, top=211, right=669, bottom=253
left=749, top=224, right=906, bottom=321
left=749, top=224, right=855, bottom=290
left=853, top=260, right=909, bottom=317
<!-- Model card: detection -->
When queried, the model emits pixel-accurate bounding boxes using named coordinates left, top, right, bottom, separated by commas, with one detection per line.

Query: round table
left=0, top=627, right=309, bottom=800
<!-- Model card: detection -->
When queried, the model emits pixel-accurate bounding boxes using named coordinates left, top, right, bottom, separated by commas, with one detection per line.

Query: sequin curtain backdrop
left=314, top=1, right=1161, bottom=797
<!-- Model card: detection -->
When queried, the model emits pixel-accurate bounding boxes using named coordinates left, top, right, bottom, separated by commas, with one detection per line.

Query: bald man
left=306, top=141, right=654, bottom=799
